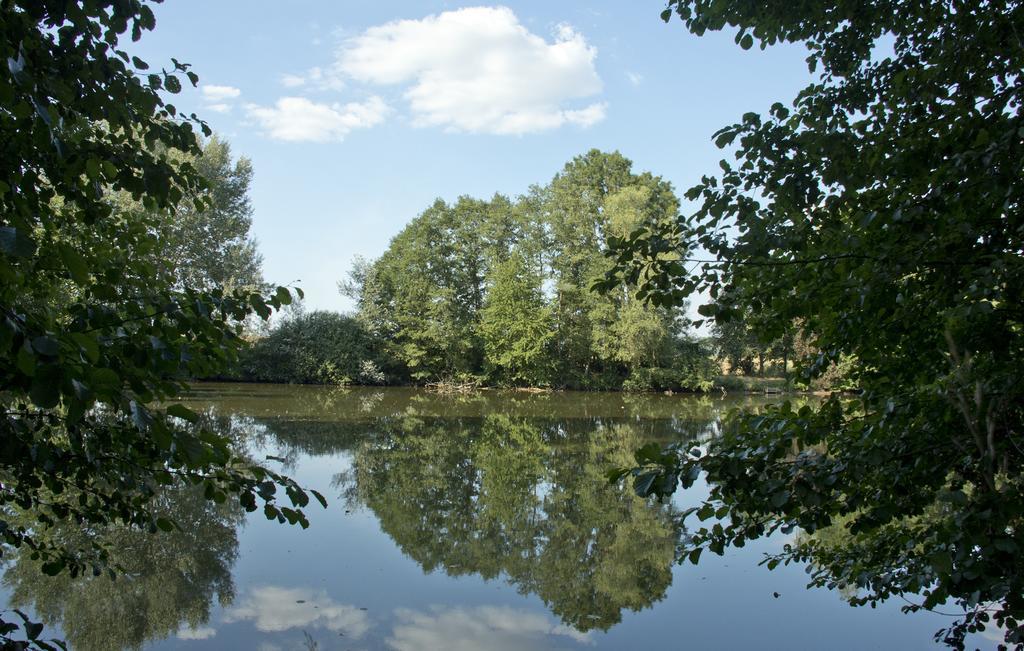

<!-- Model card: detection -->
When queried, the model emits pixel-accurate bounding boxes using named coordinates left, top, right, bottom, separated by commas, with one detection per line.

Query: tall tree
left=159, top=136, right=264, bottom=293
left=543, top=150, right=636, bottom=386
left=603, top=1, right=1024, bottom=647
left=590, top=185, right=684, bottom=374
left=353, top=195, right=524, bottom=382
left=479, top=249, right=555, bottom=386
left=543, top=150, right=684, bottom=387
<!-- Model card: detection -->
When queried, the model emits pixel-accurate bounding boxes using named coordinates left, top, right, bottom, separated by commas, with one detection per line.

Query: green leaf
left=275, top=286, right=293, bottom=305
left=0, top=226, right=36, bottom=257
left=697, top=303, right=718, bottom=317
left=930, top=551, right=953, bottom=575
left=24, top=621, right=43, bottom=640
left=310, top=489, right=328, bottom=508
left=90, top=368, right=121, bottom=394
left=16, top=344, right=35, bottom=376
left=605, top=467, right=630, bottom=483
left=85, top=158, right=101, bottom=180
left=30, top=366, right=61, bottom=408
left=71, top=333, right=100, bottom=363
left=166, top=404, right=199, bottom=423
left=155, top=517, right=175, bottom=532
left=31, top=335, right=60, bottom=356
left=696, top=503, right=716, bottom=521
left=58, top=244, right=90, bottom=285
left=164, top=75, right=182, bottom=94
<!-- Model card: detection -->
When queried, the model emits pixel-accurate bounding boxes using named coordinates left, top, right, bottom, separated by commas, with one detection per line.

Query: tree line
left=239, top=149, right=787, bottom=392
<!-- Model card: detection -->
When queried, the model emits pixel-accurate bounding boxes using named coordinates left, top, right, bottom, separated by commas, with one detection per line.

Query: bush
left=622, top=339, right=717, bottom=392
left=238, top=311, right=392, bottom=385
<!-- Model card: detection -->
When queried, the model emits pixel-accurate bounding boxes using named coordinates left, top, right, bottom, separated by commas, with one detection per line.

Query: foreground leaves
left=0, top=2, right=319, bottom=647
left=602, top=1, right=1024, bottom=647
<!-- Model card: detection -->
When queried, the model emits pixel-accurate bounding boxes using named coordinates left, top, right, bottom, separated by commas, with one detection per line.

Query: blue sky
left=130, top=1, right=816, bottom=312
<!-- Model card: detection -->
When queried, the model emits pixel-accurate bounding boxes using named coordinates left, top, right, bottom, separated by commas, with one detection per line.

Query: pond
left=0, top=384, right=995, bottom=650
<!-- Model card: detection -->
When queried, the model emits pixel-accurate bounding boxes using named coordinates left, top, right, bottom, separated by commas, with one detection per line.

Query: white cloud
left=386, top=605, right=591, bottom=651
left=205, top=102, right=232, bottom=114
left=244, top=96, right=389, bottom=143
left=223, top=585, right=371, bottom=638
left=564, top=103, right=607, bottom=127
left=200, top=84, right=242, bottom=114
left=626, top=71, right=644, bottom=86
left=279, top=66, right=345, bottom=91
left=335, top=6, right=605, bottom=135
left=201, top=85, right=242, bottom=102
left=280, top=74, right=307, bottom=88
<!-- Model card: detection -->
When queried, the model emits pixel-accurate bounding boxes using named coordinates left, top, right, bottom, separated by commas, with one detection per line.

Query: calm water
left=0, top=384, right=996, bottom=650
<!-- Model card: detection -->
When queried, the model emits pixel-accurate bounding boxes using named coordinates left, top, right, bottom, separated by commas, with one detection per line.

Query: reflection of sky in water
left=0, top=385, right=999, bottom=650
left=221, top=586, right=371, bottom=637
left=181, top=585, right=588, bottom=650
left=388, top=605, right=591, bottom=650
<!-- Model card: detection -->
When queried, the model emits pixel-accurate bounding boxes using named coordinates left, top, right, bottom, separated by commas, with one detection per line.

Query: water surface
left=0, top=384, right=994, bottom=650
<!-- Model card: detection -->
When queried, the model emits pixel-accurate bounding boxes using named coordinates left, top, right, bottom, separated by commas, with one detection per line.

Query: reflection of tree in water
left=3, top=483, right=242, bottom=651
left=341, top=413, right=701, bottom=632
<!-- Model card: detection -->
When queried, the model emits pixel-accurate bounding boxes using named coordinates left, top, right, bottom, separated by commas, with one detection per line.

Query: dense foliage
left=343, top=150, right=714, bottom=390
left=0, top=2, right=320, bottom=645
left=601, top=1, right=1024, bottom=647
left=238, top=310, right=389, bottom=385
left=151, top=136, right=264, bottom=294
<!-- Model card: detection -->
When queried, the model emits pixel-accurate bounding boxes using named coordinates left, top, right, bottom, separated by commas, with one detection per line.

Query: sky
left=128, top=1, right=818, bottom=313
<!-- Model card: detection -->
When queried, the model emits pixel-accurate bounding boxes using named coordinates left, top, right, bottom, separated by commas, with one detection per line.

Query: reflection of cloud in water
left=387, top=605, right=592, bottom=651
left=223, top=585, right=370, bottom=638
left=177, top=625, right=217, bottom=640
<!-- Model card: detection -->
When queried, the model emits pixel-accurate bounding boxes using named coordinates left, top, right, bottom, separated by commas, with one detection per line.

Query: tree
left=479, top=249, right=555, bottom=386
left=591, top=185, right=684, bottom=372
left=542, top=150, right=683, bottom=388
left=156, top=136, right=264, bottom=293
left=602, top=1, right=1024, bottom=647
left=710, top=316, right=756, bottom=375
left=0, top=3, right=319, bottom=644
left=352, top=196, right=521, bottom=382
